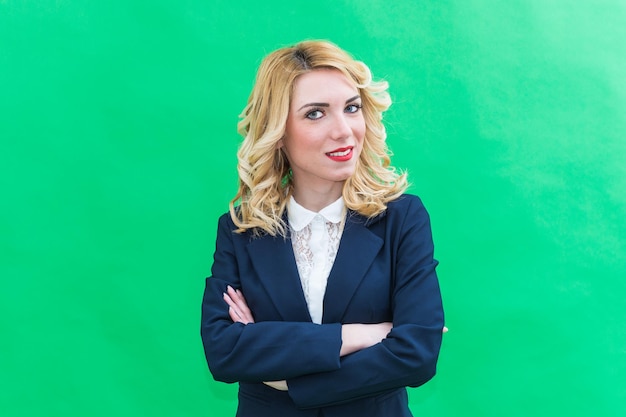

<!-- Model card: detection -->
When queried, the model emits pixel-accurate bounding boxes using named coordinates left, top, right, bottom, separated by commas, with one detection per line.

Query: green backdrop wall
left=1, top=1, right=625, bottom=416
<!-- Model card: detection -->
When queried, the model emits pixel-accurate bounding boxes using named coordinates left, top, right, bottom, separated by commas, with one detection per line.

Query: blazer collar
left=322, top=211, right=383, bottom=323
left=246, top=233, right=312, bottom=322
left=246, top=210, right=384, bottom=323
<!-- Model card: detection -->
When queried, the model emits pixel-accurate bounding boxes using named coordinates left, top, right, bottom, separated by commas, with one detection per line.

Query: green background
left=2, top=1, right=625, bottom=416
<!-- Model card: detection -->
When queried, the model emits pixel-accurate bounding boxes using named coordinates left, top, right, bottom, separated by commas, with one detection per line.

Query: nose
left=330, top=114, right=352, bottom=140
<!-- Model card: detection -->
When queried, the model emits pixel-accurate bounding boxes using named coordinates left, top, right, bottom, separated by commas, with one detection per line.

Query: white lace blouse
left=287, top=196, right=346, bottom=324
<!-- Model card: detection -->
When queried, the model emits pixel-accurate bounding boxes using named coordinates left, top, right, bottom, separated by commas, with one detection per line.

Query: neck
left=291, top=182, right=344, bottom=212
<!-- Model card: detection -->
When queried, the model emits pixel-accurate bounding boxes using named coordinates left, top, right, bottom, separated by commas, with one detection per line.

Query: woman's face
left=279, top=69, right=366, bottom=199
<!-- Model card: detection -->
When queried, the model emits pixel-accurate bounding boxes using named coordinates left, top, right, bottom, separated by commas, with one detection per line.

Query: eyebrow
left=297, top=94, right=361, bottom=112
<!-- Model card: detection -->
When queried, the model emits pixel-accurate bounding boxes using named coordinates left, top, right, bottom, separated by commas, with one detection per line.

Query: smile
left=326, top=147, right=354, bottom=161
left=328, top=148, right=351, bottom=157
left=326, top=146, right=354, bottom=162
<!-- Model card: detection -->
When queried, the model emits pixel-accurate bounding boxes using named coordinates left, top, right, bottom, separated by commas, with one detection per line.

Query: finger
left=443, top=326, right=449, bottom=333
left=227, top=286, right=253, bottom=322
left=224, top=293, right=244, bottom=322
left=225, top=287, right=246, bottom=314
left=235, top=289, right=253, bottom=318
left=227, top=286, right=246, bottom=307
left=225, top=290, right=255, bottom=324
left=224, top=293, right=250, bottom=324
left=228, top=306, right=242, bottom=323
left=223, top=292, right=238, bottom=311
left=226, top=285, right=238, bottom=297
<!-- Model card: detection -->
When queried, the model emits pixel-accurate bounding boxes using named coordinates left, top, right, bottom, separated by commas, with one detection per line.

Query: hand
left=223, top=285, right=255, bottom=324
left=340, top=322, right=392, bottom=356
left=263, top=380, right=288, bottom=391
left=225, top=288, right=286, bottom=391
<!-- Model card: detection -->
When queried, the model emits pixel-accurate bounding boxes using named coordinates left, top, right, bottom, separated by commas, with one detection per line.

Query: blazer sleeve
left=200, top=214, right=343, bottom=383
left=286, top=197, right=444, bottom=408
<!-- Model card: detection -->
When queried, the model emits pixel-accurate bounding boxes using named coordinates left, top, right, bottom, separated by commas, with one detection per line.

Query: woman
left=201, top=40, right=444, bottom=417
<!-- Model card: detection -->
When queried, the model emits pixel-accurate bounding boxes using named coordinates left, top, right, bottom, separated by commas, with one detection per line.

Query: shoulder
left=386, top=193, right=426, bottom=213
left=215, top=210, right=245, bottom=242
left=384, top=194, right=431, bottom=231
left=216, top=210, right=235, bottom=230
left=215, top=209, right=277, bottom=242
left=363, top=194, right=427, bottom=225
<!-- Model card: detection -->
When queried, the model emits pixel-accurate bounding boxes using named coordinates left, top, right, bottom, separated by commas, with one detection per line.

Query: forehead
left=291, top=69, right=358, bottom=104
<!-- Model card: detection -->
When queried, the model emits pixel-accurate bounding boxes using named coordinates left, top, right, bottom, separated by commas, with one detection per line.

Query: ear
left=276, top=137, right=285, bottom=149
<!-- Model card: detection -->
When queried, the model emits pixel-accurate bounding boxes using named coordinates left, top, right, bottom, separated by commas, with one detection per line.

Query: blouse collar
left=287, top=196, right=345, bottom=231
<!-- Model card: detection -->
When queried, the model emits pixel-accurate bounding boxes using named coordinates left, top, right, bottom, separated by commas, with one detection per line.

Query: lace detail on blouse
left=292, top=224, right=314, bottom=298
left=290, top=217, right=344, bottom=324
left=287, top=196, right=346, bottom=323
left=289, top=199, right=346, bottom=324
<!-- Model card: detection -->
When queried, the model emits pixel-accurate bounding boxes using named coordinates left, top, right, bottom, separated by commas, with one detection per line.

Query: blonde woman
left=201, top=40, right=444, bottom=417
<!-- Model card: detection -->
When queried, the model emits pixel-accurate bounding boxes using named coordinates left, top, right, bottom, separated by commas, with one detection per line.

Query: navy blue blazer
left=201, top=194, right=444, bottom=417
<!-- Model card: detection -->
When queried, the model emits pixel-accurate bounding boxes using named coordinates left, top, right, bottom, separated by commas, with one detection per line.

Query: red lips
left=326, top=147, right=353, bottom=162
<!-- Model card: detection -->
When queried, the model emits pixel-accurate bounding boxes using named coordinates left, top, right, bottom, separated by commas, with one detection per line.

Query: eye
left=345, top=104, right=362, bottom=114
left=305, top=109, right=324, bottom=120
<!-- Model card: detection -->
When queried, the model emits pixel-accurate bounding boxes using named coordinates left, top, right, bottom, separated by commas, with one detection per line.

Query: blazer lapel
left=247, top=234, right=312, bottom=322
left=322, top=213, right=384, bottom=324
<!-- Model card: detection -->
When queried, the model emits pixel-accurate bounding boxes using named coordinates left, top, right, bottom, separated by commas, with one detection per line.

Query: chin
left=330, top=171, right=356, bottom=182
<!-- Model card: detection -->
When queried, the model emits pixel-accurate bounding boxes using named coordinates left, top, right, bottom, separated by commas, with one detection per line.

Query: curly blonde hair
left=230, top=40, right=408, bottom=236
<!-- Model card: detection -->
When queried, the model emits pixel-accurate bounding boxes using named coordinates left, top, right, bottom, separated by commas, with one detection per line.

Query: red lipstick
left=326, top=147, right=353, bottom=162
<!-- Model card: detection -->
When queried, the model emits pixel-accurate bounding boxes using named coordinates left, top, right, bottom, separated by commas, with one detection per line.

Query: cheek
left=354, top=121, right=366, bottom=146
